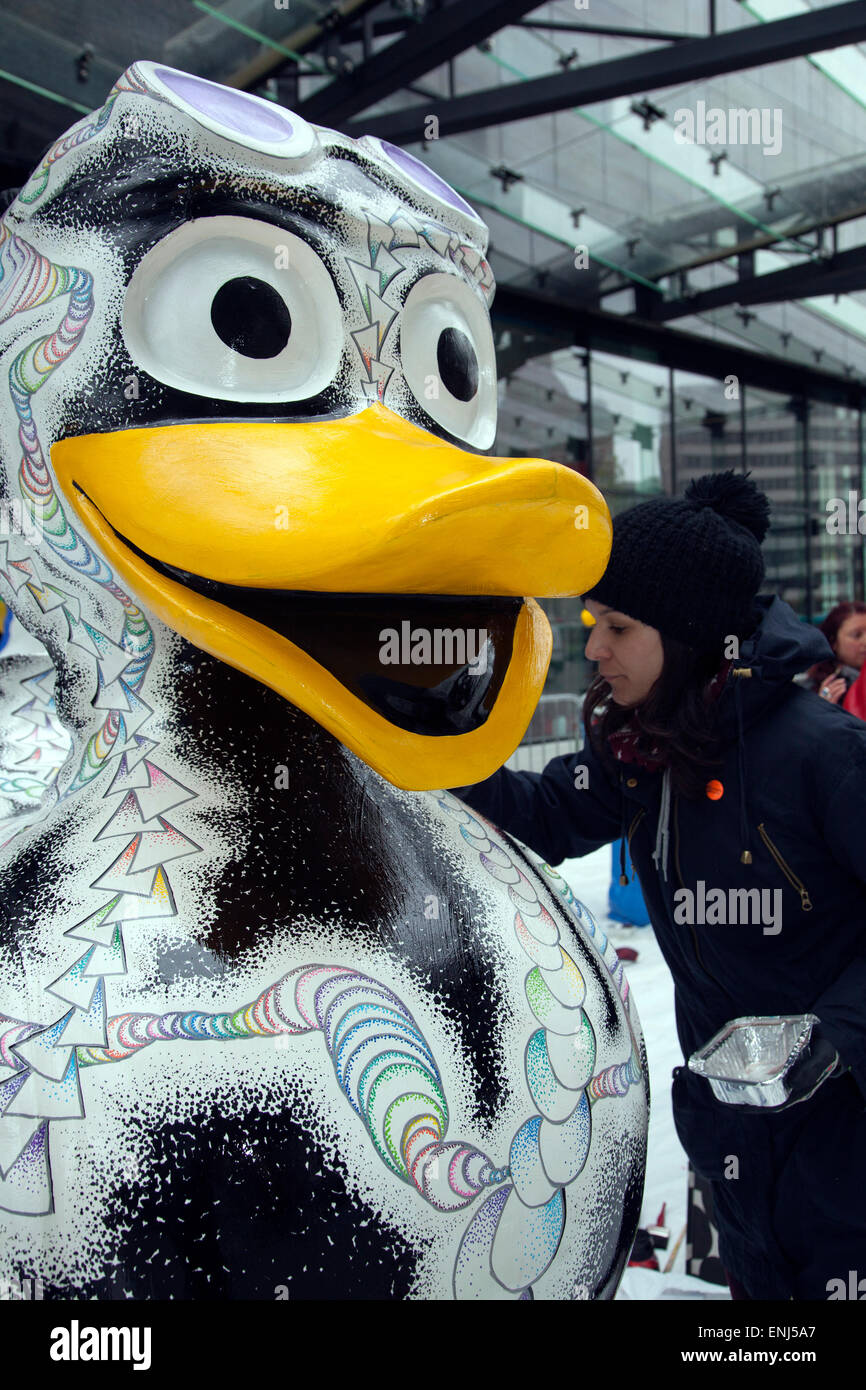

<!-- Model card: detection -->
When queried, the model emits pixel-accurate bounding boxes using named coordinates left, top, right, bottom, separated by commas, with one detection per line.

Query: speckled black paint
left=52, top=1102, right=421, bottom=1301
left=156, top=640, right=509, bottom=1134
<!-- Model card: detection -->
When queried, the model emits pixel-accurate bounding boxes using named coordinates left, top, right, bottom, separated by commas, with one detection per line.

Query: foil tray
left=687, top=1013, right=818, bottom=1107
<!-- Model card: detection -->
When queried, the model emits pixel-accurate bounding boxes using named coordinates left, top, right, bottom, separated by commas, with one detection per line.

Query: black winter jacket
left=453, top=596, right=866, bottom=1298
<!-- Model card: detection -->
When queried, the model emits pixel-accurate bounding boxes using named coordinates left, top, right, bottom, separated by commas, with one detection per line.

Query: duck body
left=0, top=62, right=646, bottom=1299
left=1, top=643, right=646, bottom=1299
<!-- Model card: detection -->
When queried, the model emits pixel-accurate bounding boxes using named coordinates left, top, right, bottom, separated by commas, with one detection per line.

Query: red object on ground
left=844, top=664, right=866, bottom=720
left=616, top=946, right=639, bottom=962
left=628, top=1228, right=660, bottom=1269
left=648, top=1201, right=670, bottom=1249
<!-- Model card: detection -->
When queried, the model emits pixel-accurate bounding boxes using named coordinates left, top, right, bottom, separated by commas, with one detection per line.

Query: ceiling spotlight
left=490, top=164, right=524, bottom=193
left=77, top=44, right=94, bottom=83
left=631, top=98, right=667, bottom=131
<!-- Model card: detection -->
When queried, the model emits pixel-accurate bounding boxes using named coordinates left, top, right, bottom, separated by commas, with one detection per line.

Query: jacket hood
left=741, top=595, right=832, bottom=680
left=716, top=595, right=831, bottom=739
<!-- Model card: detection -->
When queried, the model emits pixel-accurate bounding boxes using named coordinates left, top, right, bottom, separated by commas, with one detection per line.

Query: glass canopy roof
left=3, top=0, right=866, bottom=400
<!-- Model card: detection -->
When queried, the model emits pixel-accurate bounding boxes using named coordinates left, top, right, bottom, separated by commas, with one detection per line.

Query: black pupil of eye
left=437, top=326, right=479, bottom=402
left=210, top=276, right=291, bottom=359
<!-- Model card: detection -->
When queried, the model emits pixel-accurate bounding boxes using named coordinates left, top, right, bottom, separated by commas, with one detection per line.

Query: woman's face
left=834, top=613, right=866, bottom=670
left=583, top=600, right=665, bottom=707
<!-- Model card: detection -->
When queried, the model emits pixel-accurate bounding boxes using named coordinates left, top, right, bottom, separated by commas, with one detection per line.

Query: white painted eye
left=400, top=273, right=497, bottom=449
left=122, top=216, right=343, bottom=402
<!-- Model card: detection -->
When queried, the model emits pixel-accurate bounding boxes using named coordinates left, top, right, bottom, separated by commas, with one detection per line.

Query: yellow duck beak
left=52, top=403, right=610, bottom=790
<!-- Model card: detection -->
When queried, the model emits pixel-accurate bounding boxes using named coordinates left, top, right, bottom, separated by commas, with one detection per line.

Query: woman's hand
left=772, top=1031, right=842, bottom=1110
left=819, top=676, right=847, bottom=704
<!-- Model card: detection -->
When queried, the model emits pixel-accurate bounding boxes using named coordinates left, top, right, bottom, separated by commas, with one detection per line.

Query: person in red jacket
left=805, top=600, right=866, bottom=706
left=844, top=660, right=866, bottom=720
left=452, top=471, right=866, bottom=1301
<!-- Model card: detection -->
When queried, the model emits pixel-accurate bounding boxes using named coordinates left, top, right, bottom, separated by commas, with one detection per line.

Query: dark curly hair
left=805, top=601, right=866, bottom=690
left=583, top=634, right=727, bottom=799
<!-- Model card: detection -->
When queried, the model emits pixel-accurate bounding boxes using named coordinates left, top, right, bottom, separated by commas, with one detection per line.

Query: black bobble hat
left=584, top=470, right=771, bottom=648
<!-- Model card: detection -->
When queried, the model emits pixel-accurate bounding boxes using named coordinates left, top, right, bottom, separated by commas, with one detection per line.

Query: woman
left=452, top=471, right=866, bottom=1302
left=805, top=600, right=866, bottom=706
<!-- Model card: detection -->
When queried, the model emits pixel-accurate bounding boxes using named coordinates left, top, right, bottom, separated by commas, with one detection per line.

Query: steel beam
left=224, top=0, right=379, bottom=90
left=608, top=157, right=866, bottom=279
left=648, top=245, right=866, bottom=321
left=514, top=20, right=692, bottom=42
left=340, top=16, right=423, bottom=43
left=298, top=0, right=544, bottom=127
left=347, top=0, right=866, bottom=141
left=491, top=284, right=863, bottom=408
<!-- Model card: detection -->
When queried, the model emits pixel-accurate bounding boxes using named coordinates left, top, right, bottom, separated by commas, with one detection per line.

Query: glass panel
left=808, top=403, right=863, bottom=620
left=743, top=388, right=808, bottom=616
left=670, top=377, right=817, bottom=618
left=495, top=346, right=594, bottom=730
left=591, top=351, right=671, bottom=511
left=671, top=367, right=744, bottom=483
left=494, top=344, right=588, bottom=467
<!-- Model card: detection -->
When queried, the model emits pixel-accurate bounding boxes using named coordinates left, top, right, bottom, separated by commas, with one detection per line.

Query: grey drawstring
left=652, top=765, right=672, bottom=882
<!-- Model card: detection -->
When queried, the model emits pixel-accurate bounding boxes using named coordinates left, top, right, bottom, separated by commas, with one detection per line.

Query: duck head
left=0, top=62, right=610, bottom=791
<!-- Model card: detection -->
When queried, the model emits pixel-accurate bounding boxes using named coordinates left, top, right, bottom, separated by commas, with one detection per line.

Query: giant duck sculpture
left=0, top=62, right=647, bottom=1300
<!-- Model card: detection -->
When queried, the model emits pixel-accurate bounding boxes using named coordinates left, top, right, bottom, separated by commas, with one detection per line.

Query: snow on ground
left=556, top=845, right=730, bottom=1300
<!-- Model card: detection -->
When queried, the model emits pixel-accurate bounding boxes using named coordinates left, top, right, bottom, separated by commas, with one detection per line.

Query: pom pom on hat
left=684, top=470, right=770, bottom=543
left=583, top=470, right=770, bottom=648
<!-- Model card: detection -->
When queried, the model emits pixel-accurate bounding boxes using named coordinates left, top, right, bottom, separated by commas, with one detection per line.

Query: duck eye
left=400, top=272, right=496, bottom=449
left=210, top=276, right=292, bottom=359
left=436, top=327, right=478, bottom=402
left=122, top=215, right=343, bottom=402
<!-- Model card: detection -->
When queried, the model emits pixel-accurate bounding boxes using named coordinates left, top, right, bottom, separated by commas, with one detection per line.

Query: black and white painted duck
left=0, top=62, right=647, bottom=1300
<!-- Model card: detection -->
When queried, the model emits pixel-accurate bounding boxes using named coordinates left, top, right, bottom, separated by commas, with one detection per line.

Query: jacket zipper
left=626, top=809, right=645, bottom=871
left=757, top=823, right=813, bottom=911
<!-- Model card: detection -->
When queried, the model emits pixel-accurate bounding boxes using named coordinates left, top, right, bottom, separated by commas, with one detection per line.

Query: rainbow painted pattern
left=0, top=794, right=643, bottom=1297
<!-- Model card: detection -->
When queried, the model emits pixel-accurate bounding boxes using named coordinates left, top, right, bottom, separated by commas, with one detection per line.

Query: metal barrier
left=507, top=692, right=586, bottom=774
